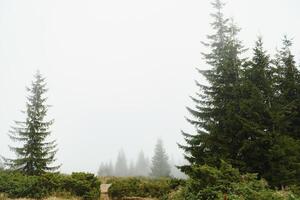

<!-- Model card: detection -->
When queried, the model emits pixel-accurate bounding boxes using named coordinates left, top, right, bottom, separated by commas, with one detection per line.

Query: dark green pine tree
left=150, top=139, right=170, bottom=177
left=6, top=71, right=59, bottom=175
left=265, top=37, right=300, bottom=187
left=179, top=0, right=245, bottom=174
left=273, top=36, right=300, bottom=140
left=237, top=37, right=274, bottom=176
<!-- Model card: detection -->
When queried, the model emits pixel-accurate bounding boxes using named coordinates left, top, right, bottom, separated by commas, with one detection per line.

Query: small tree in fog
left=150, top=139, right=170, bottom=177
left=5, top=71, right=59, bottom=175
left=135, top=150, right=150, bottom=176
left=127, top=160, right=136, bottom=176
left=114, top=150, right=128, bottom=176
left=98, top=162, right=114, bottom=177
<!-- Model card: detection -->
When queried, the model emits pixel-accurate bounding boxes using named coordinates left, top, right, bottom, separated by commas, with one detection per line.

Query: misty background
left=0, top=0, right=300, bottom=173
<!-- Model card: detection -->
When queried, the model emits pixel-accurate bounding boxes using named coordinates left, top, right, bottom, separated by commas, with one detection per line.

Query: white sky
left=0, top=0, right=300, bottom=173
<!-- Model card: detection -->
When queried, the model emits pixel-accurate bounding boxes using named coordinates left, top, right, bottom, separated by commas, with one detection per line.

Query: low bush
left=169, top=161, right=300, bottom=200
left=0, top=170, right=100, bottom=200
left=0, top=171, right=46, bottom=199
left=106, top=177, right=185, bottom=199
left=66, top=172, right=101, bottom=200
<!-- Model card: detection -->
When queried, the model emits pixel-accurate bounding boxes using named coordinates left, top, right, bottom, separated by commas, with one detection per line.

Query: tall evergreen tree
left=5, top=71, right=59, bottom=175
left=265, top=37, right=300, bottom=187
left=237, top=37, right=274, bottom=176
left=150, top=139, right=170, bottom=177
left=273, top=36, right=300, bottom=140
left=179, top=0, right=245, bottom=174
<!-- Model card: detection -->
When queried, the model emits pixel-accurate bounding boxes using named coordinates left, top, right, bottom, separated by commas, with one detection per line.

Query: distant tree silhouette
left=135, top=150, right=150, bottom=176
left=114, top=150, right=128, bottom=176
left=127, top=160, right=136, bottom=176
left=150, top=139, right=170, bottom=177
left=98, top=161, right=114, bottom=177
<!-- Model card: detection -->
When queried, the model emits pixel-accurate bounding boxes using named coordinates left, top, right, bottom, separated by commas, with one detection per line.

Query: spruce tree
left=273, top=36, right=300, bottom=140
left=6, top=71, right=59, bottom=175
left=135, top=151, right=150, bottom=176
left=114, top=150, right=128, bottom=177
left=150, top=139, right=170, bottom=177
left=266, top=37, right=300, bottom=187
left=179, top=0, right=245, bottom=173
left=237, top=37, right=274, bottom=175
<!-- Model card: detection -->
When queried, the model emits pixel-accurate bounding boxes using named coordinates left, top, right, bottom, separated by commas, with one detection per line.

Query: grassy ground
left=3, top=198, right=79, bottom=200
left=5, top=198, right=79, bottom=200
left=0, top=195, right=80, bottom=200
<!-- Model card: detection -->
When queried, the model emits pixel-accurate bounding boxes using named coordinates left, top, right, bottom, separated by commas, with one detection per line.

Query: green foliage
left=66, top=172, right=101, bottom=200
left=0, top=170, right=100, bottom=200
left=0, top=171, right=49, bottom=199
left=107, top=177, right=184, bottom=199
left=173, top=161, right=300, bottom=200
left=265, top=135, right=300, bottom=187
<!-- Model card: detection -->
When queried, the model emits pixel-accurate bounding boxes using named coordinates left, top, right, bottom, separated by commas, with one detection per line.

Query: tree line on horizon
left=98, top=150, right=150, bottom=177
left=97, top=139, right=186, bottom=178
left=0, top=70, right=185, bottom=179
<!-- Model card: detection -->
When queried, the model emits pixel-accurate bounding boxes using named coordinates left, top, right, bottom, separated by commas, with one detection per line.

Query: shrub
left=0, top=170, right=100, bottom=200
left=66, top=172, right=101, bottom=200
left=107, top=177, right=185, bottom=199
left=173, top=161, right=300, bottom=200
left=0, top=170, right=48, bottom=199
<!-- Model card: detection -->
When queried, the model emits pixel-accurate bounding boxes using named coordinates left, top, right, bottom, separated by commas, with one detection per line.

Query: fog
left=0, top=0, right=300, bottom=173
